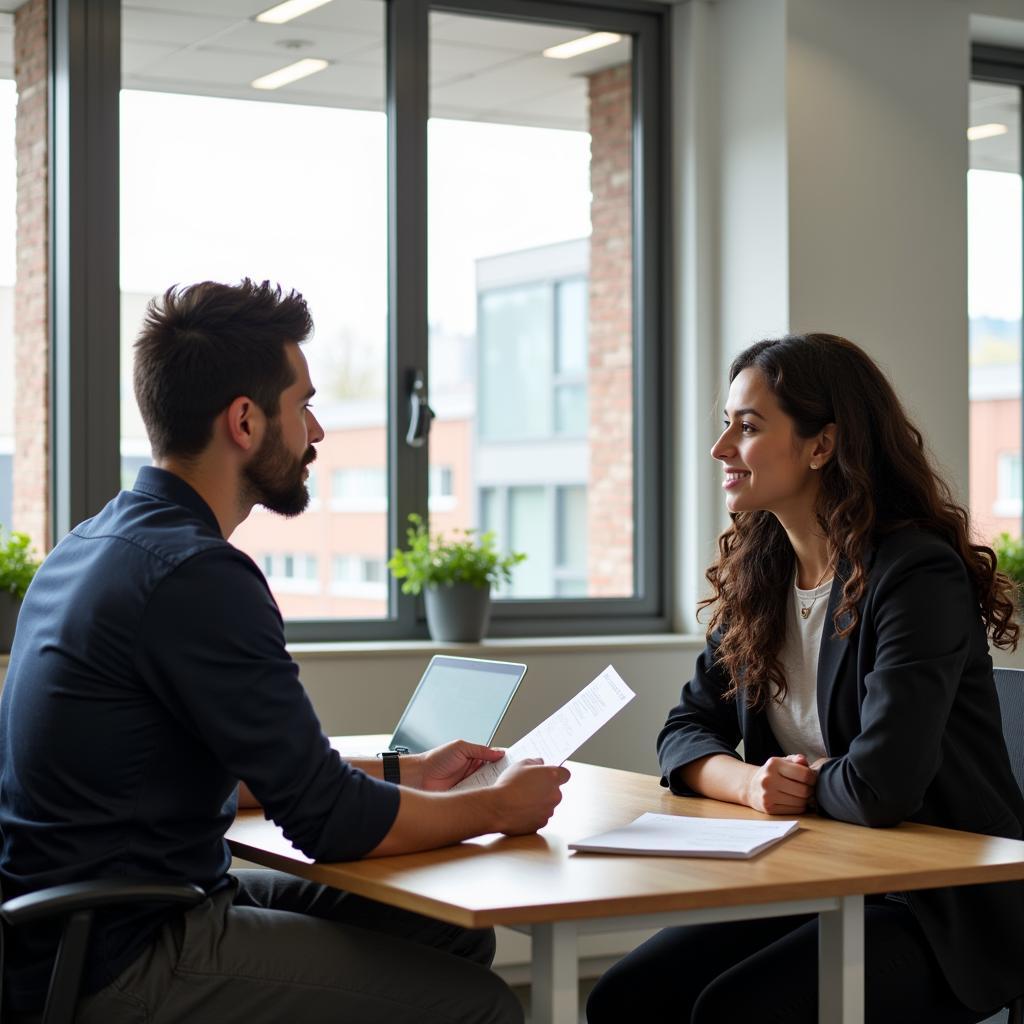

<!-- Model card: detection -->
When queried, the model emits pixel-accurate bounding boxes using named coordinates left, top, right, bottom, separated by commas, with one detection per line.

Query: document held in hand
left=453, top=665, right=635, bottom=791
left=569, top=812, right=799, bottom=859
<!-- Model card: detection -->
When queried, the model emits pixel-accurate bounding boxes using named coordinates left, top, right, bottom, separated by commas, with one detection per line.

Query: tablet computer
left=389, top=655, right=527, bottom=754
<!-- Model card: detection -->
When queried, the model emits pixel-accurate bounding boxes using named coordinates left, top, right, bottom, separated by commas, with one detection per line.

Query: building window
left=477, top=272, right=589, bottom=443
left=56, top=0, right=666, bottom=639
left=331, top=555, right=388, bottom=599
left=261, top=553, right=319, bottom=595
left=996, top=452, right=1023, bottom=518
left=481, top=483, right=587, bottom=598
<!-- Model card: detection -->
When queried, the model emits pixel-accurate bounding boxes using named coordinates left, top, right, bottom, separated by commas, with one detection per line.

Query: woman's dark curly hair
left=701, top=333, right=1019, bottom=709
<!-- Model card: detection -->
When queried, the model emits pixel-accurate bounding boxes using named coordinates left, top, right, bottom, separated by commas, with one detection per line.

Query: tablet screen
left=390, top=656, right=526, bottom=754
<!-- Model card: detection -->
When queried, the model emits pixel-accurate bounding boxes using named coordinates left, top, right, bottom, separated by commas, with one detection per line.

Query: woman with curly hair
left=587, top=334, right=1024, bottom=1023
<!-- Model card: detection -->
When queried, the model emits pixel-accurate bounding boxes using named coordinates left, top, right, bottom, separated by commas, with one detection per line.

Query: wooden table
left=226, top=742, right=1024, bottom=1024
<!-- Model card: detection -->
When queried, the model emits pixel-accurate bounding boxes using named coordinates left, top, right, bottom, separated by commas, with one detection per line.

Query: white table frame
left=509, top=894, right=865, bottom=1024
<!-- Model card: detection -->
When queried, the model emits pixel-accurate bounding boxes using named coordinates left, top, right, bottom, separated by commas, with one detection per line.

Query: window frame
left=50, top=0, right=671, bottom=641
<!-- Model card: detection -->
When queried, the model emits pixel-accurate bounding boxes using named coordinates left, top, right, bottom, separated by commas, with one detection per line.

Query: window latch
left=405, top=371, right=434, bottom=448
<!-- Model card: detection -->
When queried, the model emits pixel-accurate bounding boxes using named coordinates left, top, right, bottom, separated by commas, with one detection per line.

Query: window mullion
left=388, top=0, right=431, bottom=636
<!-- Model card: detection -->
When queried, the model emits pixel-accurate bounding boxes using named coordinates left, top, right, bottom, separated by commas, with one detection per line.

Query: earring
left=810, top=462, right=819, bottom=469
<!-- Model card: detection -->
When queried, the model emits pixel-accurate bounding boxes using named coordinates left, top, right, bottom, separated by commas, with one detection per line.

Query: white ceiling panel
left=260, top=0, right=387, bottom=37
left=123, top=40, right=182, bottom=76
left=214, top=19, right=381, bottom=60
left=554, top=38, right=632, bottom=76
left=123, top=8, right=244, bottom=46
left=126, top=1, right=265, bottom=16
left=430, top=41, right=529, bottom=85
left=128, top=57, right=383, bottom=104
left=491, top=84, right=590, bottom=131
left=430, top=13, right=609, bottom=54
left=431, top=55, right=588, bottom=110
left=144, top=46, right=292, bottom=85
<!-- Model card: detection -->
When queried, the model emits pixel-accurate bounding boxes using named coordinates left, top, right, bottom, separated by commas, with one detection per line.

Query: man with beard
left=0, top=279, right=567, bottom=1024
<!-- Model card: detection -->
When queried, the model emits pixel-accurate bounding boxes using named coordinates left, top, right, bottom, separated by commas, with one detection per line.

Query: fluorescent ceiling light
left=256, top=0, right=333, bottom=25
left=967, top=122, right=1009, bottom=142
left=542, top=32, right=622, bottom=60
left=251, top=58, right=329, bottom=90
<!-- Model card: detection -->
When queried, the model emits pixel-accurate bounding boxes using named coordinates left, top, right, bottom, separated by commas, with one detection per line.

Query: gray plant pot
left=423, top=582, right=492, bottom=643
left=0, top=591, right=21, bottom=654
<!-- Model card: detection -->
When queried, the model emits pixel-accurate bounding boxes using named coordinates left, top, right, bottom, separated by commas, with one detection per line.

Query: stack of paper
left=569, top=812, right=799, bottom=859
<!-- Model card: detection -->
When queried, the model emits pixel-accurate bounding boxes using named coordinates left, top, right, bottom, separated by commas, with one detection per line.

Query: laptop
left=387, top=655, right=527, bottom=754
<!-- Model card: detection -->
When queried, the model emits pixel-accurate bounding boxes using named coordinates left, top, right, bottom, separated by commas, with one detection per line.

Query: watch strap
left=379, top=750, right=401, bottom=785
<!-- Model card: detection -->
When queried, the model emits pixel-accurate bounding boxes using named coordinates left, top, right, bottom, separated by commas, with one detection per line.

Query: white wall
left=786, top=0, right=970, bottom=497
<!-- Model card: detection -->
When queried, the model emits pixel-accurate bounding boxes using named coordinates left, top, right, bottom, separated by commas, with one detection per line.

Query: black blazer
left=658, top=527, right=1024, bottom=1012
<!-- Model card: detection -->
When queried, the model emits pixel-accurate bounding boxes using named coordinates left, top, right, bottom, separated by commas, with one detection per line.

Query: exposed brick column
left=586, top=64, right=632, bottom=597
left=13, top=0, right=49, bottom=550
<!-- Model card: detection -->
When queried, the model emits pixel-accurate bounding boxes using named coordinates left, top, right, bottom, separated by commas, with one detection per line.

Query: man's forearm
left=365, top=786, right=501, bottom=857
left=346, top=755, right=426, bottom=788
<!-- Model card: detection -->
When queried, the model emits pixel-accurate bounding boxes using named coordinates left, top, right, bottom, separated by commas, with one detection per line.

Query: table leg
left=532, top=921, right=579, bottom=1024
left=818, top=893, right=864, bottom=1024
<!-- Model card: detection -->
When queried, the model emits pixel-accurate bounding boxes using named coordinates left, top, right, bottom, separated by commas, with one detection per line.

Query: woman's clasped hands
left=744, top=753, right=819, bottom=815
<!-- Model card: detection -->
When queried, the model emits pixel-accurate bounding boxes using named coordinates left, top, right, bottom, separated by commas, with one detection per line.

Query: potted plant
left=994, top=533, right=1024, bottom=605
left=387, top=514, right=526, bottom=642
left=0, top=529, right=41, bottom=654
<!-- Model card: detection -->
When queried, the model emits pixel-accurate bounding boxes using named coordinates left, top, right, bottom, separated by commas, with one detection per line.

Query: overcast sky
left=117, top=88, right=592, bottom=388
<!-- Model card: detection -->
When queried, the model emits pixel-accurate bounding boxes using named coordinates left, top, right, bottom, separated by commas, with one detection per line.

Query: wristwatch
left=378, top=747, right=408, bottom=784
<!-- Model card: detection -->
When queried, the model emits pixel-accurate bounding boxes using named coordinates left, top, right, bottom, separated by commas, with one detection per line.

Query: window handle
left=405, top=371, right=434, bottom=448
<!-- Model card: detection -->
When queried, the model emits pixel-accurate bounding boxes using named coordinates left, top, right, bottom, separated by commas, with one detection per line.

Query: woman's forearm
left=678, top=754, right=756, bottom=806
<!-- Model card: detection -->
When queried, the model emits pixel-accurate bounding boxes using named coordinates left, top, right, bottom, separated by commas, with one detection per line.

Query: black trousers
left=587, top=898, right=995, bottom=1024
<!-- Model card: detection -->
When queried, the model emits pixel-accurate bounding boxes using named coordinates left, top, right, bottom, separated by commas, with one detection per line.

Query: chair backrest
left=993, top=667, right=1024, bottom=798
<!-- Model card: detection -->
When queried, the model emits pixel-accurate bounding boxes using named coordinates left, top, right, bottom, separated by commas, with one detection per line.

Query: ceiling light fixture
left=542, top=32, right=622, bottom=60
left=256, top=0, right=333, bottom=25
left=251, top=58, right=329, bottom=90
left=967, top=122, right=1009, bottom=142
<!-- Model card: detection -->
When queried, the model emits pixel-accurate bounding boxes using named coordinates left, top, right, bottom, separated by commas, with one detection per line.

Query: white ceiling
left=0, top=1, right=630, bottom=130
left=118, top=0, right=631, bottom=131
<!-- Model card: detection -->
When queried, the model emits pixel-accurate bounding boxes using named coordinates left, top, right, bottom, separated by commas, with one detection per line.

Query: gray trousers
left=67, top=870, right=523, bottom=1024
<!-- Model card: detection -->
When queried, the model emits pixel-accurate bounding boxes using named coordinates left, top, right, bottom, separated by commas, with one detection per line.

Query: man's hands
left=744, top=753, right=817, bottom=815
left=412, top=743, right=572, bottom=835
left=488, top=758, right=571, bottom=835
left=407, top=741, right=505, bottom=791
left=366, top=754, right=570, bottom=856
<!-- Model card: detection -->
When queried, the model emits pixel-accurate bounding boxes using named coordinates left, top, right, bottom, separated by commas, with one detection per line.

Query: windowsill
left=0, top=634, right=704, bottom=673
left=285, top=633, right=704, bottom=659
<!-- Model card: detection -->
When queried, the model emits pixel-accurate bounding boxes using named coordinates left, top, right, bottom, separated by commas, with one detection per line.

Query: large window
left=56, top=0, right=666, bottom=640
left=0, top=67, right=13, bottom=539
left=0, top=14, right=33, bottom=552
left=970, top=52, right=1024, bottom=547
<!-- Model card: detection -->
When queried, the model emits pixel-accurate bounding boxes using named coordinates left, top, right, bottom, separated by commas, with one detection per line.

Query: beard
left=243, top=417, right=316, bottom=518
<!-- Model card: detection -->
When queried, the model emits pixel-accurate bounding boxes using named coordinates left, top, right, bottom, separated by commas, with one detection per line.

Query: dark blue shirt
left=0, top=467, right=400, bottom=1010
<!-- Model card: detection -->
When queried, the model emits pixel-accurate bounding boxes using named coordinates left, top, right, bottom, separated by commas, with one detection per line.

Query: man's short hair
left=133, top=279, right=314, bottom=460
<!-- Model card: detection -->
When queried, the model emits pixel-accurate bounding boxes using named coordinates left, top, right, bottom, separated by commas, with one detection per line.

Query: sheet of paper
left=569, top=812, right=800, bottom=859
left=453, top=665, right=635, bottom=791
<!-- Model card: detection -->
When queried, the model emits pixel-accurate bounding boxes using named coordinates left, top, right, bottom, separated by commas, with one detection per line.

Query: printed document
left=569, top=812, right=800, bottom=859
left=453, top=665, right=635, bottom=791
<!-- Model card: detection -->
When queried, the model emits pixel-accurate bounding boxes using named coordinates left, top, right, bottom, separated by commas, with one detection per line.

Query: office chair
left=993, top=667, right=1024, bottom=1024
left=0, top=879, right=204, bottom=1024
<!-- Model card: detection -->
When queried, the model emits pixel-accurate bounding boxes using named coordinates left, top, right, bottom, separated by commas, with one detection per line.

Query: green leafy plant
left=387, top=513, right=526, bottom=596
left=0, top=529, right=41, bottom=601
left=994, top=531, right=1024, bottom=588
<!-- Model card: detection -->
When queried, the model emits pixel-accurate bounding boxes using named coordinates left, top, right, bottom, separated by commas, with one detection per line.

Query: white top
left=765, top=576, right=832, bottom=763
